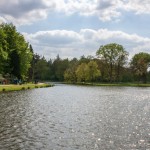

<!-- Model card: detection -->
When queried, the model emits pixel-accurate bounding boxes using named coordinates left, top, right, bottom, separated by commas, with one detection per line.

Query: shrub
left=22, top=87, right=25, bottom=90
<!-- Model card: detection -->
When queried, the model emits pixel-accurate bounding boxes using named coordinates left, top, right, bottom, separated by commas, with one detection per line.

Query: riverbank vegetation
left=0, top=83, right=53, bottom=92
left=65, top=82, right=150, bottom=87
left=1, top=23, right=150, bottom=86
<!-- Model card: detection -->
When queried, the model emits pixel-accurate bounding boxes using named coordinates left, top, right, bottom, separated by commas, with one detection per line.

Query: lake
left=0, top=84, right=149, bottom=150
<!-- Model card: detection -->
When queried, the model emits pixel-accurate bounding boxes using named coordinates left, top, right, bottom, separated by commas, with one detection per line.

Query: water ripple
left=0, top=85, right=149, bottom=149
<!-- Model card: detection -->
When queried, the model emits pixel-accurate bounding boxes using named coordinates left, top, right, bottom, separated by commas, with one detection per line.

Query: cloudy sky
left=0, top=0, right=150, bottom=59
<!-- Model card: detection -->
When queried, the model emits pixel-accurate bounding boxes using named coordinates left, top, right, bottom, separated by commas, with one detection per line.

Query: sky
left=0, top=0, right=150, bottom=60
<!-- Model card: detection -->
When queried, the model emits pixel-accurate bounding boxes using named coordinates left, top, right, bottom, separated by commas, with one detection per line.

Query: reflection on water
left=0, top=85, right=150, bottom=149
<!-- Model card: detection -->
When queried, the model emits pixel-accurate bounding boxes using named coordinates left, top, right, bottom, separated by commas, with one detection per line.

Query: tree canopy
left=0, top=23, right=33, bottom=80
left=96, top=43, right=128, bottom=82
left=1, top=23, right=150, bottom=84
left=131, top=52, right=150, bottom=83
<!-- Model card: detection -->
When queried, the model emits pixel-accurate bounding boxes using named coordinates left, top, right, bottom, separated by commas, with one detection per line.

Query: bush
left=22, top=87, right=25, bottom=90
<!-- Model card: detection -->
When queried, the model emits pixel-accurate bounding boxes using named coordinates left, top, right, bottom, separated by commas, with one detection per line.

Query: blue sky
left=0, top=0, right=150, bottom=59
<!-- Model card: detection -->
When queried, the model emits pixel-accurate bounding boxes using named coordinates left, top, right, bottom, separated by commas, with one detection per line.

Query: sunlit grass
left=0, top=83, right=53, bottom=92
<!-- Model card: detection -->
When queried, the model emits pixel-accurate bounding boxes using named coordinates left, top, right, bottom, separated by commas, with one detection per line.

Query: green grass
left=0, top=83, right=53, bottom=92
left=64, top=82, right=150, bottom=87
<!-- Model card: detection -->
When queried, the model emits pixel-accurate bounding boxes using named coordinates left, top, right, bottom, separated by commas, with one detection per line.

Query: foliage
left=64, top=68, right=77, bottom=83
left=55, top=58, right=69, bottom=81
left=75, top=63, right=88, bottom=82
left=34, top=56, right=49, bottom=80
left=0, top=23, right=33, bottom=80
left=64, top=58, right=78, bottom=82
left=96, top=43, right=128, bottom=82
left=0, top=26, right=8, bottom=73
left=75, top=61, right=100, bottom=82
left=85, top=61, right=101, bottom=81
left=131, top=52, right=150, bottom=83
left=0, top=23, right=150, bottom=84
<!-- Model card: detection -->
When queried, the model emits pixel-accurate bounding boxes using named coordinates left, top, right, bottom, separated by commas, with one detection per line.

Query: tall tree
left=19, top=43, right=33, bottom=80
left=28, top=45, right=35, bottom=81
left=34, top=56, right=49, bottom=80
left=96, top=59, right=109, bottom=82
left=53, top=55, right=69, bottom=81
left=115, top=46, right=128, bottom=82
left=96, top=43, right=128, bottom=82
left=0, top=28, right=8, bottom=73
left=131, top=52, right=150, bottom=83
left=0, top=23, right=33, bottom=80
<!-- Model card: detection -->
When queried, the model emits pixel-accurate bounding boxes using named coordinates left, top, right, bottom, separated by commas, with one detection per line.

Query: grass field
left=0, top=83, right=53, bottom=92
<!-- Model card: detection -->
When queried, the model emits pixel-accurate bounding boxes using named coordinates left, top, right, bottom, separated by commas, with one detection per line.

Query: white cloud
left=124, top=0, right=150, bottom=14
left=0, top=16, right=6, bottom=24
left=95, top=0, right=122, bottom=21
left=28, top=30, right=83, bottom=46
left=0, top=0, right=150, bottom=25
left=0, top=0, right=55, bottom=25
left=23, top=28, right=150, bottom=59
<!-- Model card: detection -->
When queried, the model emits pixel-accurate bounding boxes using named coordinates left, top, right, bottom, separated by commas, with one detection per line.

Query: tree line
left=0, top=23, right=150, bottom=83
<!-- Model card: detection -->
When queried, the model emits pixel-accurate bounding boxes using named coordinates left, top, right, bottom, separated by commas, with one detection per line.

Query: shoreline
left=0, top=83, right=53, bottom=92
left=63, top=82, right=150, bottom=87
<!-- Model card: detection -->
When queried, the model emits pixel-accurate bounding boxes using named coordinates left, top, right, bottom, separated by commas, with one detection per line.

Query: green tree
left=96, top=43, right=128, bottom=82
left=86, top=61, right=101, bottom=82
left=64, top=58, right=78, bottom=83
left=47, top=59, right=54, bottom=81
left=115, top=46, right=128, bottom=82
left=28, top=45, right=35, bottom=81
left=0, top=23, right=33, bottom=80
left=75, top=63, right=88, bottom=82
left=96, top=59, right=109, bottom=82
left=20, top=44, right=33, bottom=80
left=52, top=55, right=69, bottom=81
left=34, top=56, right=49, bottom=80
left=79, top=55, right=91, bottom=64
left=131, top=52, right=150, bottom=83
left=0, top=28, right=8, bottom=73
left=64, top=68, right=77, bottom=83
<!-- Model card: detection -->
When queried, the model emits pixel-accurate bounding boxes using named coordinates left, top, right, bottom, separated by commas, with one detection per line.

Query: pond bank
left=0, top=83, right=53, bottom=92
left=64, top=82, right=150, bottom=87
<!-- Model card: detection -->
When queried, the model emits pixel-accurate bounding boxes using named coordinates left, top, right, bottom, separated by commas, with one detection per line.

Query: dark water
left=0, top=84, right=149, bottom=150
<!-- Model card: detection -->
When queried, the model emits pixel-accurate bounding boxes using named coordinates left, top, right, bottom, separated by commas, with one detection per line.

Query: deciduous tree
left=86, top=61, right=101, bottom=82
left=96, top=43, right=128, bottom=82
left=75, top=63, right=88, bottom=82
left=131, top=52, right=150, bottom=83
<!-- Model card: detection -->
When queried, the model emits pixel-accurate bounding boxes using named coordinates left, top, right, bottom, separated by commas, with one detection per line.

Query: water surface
left=0, top=84, right=149, bottom=149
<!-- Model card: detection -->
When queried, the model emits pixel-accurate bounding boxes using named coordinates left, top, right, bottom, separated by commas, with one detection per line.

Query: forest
left=1, top=23, right=150, bottom=84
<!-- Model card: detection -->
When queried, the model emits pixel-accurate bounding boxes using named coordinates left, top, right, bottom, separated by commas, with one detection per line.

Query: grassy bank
left=64, top=82, right=150, bottom=87
left=0, top=83, right=53, bottom=92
